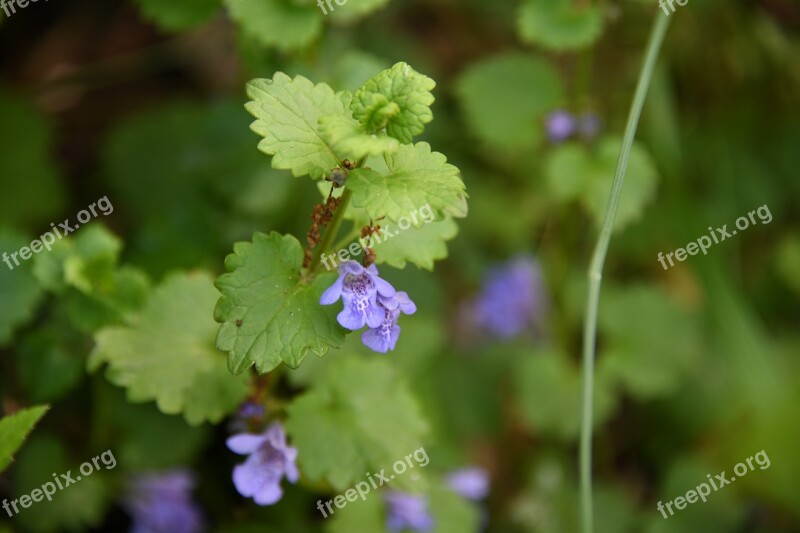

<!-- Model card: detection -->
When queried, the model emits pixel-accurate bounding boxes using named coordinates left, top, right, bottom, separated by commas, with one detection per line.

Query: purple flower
left=123, top=469, right=204, bottom=533
left=578, top=112, right=602, bottom=141
left=445, top=468, right=490, bottom=501
left=320, top=260, right=396, bottom=330
left=545, top=110, right=577, bottom=143
left=226, top=423, right=299, bottom=506
left=362, top=291, right=417, bottom=353
left=470, top=255, right=547, bottom=339
left=384, top=491, right=434, bottom=533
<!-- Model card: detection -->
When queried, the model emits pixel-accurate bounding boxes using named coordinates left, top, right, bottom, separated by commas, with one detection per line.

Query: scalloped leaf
left=347, top=142, right=467, bottom=222
left=245, top=73, right=347, bottom=178
left=351, top=62, right=436, bottom=143
left=90, top=272, right=250, bottom=425
left=286, top=356, right=429, bottom=490
left=214, top=232, right=346, bottom=374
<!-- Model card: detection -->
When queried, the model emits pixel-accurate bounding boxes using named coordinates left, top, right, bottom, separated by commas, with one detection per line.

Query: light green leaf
left=514, top=349, right=616, bottom=440
left=545, top=137, right=659, bottom=232
left=597, top=285, right=702, bottom=399
left=0, top=228, right=44, bottom=345
left=372, top=217, right=459, bottom=270
left=351, top=62, right=436, bottom=143
left=456, top=53, right=563, bottom=150
left=319, top=114, right=400, bottom=160
left=132, top=0, right=221, bottom=31
left=286, top=355, right=429, bottom=490
left=91, top=272, right=250, bottom=425
left=225, top=0, right=322, bottom=51
left=328, top=0, right=390, bottom=23
left=429, top=482, right=482, bottom=533
left=518, top=0, right=604, bottom=51
left=0, top=405, right=48, bottom=473
left=347, top=142, right=467, bottom=222
left=214, top=232, right=346, bottom=374
left=245, top=73, right=347, bottom=178
left=32, top=225, right=150, bottom=333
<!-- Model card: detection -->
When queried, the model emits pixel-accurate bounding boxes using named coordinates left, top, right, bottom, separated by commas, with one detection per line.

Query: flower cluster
left=320, top=260, right=416, bottom=353
left=227, top=423, right=299, bottom=506
left=545, top=109, right=602, bottom=143
left=465, top=255, right=547, bottom=339
left=122, top=469, right=204, bottom=533
left=383, top=467, right=490, bottom=532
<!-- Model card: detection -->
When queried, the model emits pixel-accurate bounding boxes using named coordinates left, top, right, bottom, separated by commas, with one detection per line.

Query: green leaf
left=0, top=405, right=48, bottom=473
left=102, top=101, right=288, bottom=276
left=372, top=217, right=459, bottom=270
left=351, top=62, right=436, bottom=144
left=0, top=228, right=44, bottom=345
left=132, top=0, right=221, bottom=31
left=326, top=489, right=386, bottom=533
left=90, top=272, right=250, bottom=425
left=597, top=285, right=702, bottom=399
left=246, top=73, right=347, bottom=178
left=327, top=0, right=390, bottom=23
left=517, top=0, right=604, bottom=51
left=214, top=232, right=346, bottom=374
left=285, top=355, right=429, bottom=490
left=32, top=225, right=150, bottom=333
left=545, top=137, right=659, bottom=232
left=347, top=143, right=467, bottom=222
left=319, top=114, right=400, bottom=161
left=225, top=0, right=322, bottom=51
left=17, top=328, right=84, bottom=403
left=514, top=349, right=617, bottom=440
left=13, top=433, right=110, bottom=532
left=0, top=88, right=65, bottom=229
left=428, top=482, right=482, bottom=533
left=456, top=53, right=563, bottom=150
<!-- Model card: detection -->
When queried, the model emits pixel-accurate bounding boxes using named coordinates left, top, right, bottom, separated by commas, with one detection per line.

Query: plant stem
left=579, top=13, right=671, bottom=533
left=307, top=188, right=353, bottom=274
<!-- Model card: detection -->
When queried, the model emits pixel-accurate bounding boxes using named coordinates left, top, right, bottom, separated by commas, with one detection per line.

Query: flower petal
left=253, top=482, right=284, bottom=506
left=320, top=273, right=345, bottom=305
left=226, top=434, right=267, bottom=455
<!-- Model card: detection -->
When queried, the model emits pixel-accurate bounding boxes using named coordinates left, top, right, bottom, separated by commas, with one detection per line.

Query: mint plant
left=214, top=62, right=467, bottom=375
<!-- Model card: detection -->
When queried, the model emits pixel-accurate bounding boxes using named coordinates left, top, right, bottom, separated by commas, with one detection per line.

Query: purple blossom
left=545, top=110, right=577, bottom=143
left=320, top=260, right=396, bottom=330
left=470, top=255, right=547, bottom=339
left=123, top=469, right=204, bottom=533
left=226, top=422, right=299, bottom=506
left=445, top=467, right=490, bottom=501
left=362, top=291, right=417, bottom=353
left=384, top=491, right=434, bottom=533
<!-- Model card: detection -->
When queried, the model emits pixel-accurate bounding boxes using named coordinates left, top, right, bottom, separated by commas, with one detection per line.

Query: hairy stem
left=308, top=188, right=352, bottom=274
left=579, top=13, right=671, bottom=533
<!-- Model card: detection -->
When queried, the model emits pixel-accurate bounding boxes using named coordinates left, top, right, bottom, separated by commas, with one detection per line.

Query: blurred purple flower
left=123, top=469, right=204, bottom=533
left=384, top=491, right=434, bottom=533
left=362, top=291, right=417, bottom=353
left=578, top=112, right=603, bottom=141
left=226, top=422, right=299, bottom=506
left=228, top=400, right=265, bottom=433
left=469, top=255, right=547, bottom=339
left=320, top=260, right=396, bottom=330
left=545, top=110, right=577, bottom=143
left=445, top=467, right=490, bottom=501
